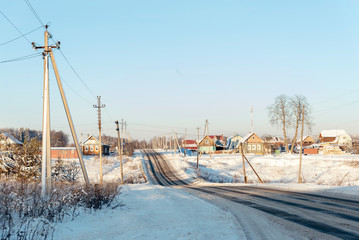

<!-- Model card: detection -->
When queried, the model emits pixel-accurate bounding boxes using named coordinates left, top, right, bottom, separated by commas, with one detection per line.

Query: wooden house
left=51, top=147, right=79, bottom=160
left=0, top=133, right=23, bottom=150
left=239, top=132, right=264, bottom=155
left=81, top=135, right=110, bottom=155
left=198, top=135, right=216, bottom=153
left=301, top=136, right=315, bottom=147
left=319, top=130, right=352, bottom=148
left=227, top=134, right=243, bottom=150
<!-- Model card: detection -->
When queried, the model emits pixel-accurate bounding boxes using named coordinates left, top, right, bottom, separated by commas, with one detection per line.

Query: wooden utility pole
left=34, top=26, right=90, bottom=196
left=170, top=133, right=172, bottom=152
left=240, top=143, right=263, bottom=183
left=124, top=122, right=127, bottom=144
left=120, top=119, right=124, bottom=154
left=206, top=120, right=209, bottom=136
left=196, top=127, right=200, bottom=169
left=93, top=96, right=105, bottom=184
left=240, top=143, right=248, bottom=183
left=115, top=120, right=124, bottom=184
left=250, top=106, right=254, bottom=133
left=298, top=105, right=305, bottom=183
left=184, top=128, right=187, bottom=156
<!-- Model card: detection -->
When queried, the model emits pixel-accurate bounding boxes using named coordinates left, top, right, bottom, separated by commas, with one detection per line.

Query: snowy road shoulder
left=54, top=184, right=245, bottom=240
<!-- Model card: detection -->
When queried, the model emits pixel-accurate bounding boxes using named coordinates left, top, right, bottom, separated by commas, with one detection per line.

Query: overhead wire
left=0, top=53, right=42, bottom=64
left=0, top=26, right=43, bottom=47
left=23, top=0, right=45, bottom=27
left=0, top=9, right=32, bottom=45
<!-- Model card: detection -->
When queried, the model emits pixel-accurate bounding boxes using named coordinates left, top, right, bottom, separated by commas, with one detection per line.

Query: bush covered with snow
left=0, top=180, right=122, bottom=240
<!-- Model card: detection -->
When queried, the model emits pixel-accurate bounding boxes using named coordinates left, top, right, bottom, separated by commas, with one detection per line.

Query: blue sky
left=1, top=1, right=359, bottom=140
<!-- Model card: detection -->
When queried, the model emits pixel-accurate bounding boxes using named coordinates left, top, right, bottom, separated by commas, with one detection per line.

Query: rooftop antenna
left=250, top=106, right=254, bottom=133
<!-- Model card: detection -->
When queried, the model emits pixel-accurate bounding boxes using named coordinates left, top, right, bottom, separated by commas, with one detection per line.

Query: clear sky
left=1, top=1, right=359, bottom=141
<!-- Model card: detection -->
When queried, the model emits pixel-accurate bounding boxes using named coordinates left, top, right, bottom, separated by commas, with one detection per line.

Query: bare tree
left=50, top=130, right=69, bottom=147
left=289, top=95, right=313, bottom=153
left=268, top=95, right=291, bottom=153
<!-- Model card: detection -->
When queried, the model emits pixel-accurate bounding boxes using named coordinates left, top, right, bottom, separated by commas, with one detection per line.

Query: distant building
left=81, top=135, right=110, bottom=155
left=198, top=135, right=218, bottom=153
left=300, top=136, right=315, bottom=147
left=0, top=133, right=23, bottom=150
left=51, top=147, right=79, bottom=160
left=239, top=132, right=264, bottom=155
left=181, top=140, right=198, bottom=150
left=319, top=130, right=352, bottom=148
left=227, top=134, right=243, bottom=150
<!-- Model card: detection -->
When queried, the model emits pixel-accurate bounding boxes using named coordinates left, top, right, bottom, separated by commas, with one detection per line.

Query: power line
left=0, top=26, right=43, bottom=47
left=0, top=9, right=32, bottom=45
left=0, top=53, right=42, bottom=64
left=23, top=0, right=45, bottom=27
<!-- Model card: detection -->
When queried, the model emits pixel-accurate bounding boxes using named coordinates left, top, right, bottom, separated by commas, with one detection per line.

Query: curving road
left=142, top=150, right=359, bottom=240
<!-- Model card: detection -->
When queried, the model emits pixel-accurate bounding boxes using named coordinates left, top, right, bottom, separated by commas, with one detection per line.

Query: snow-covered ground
left=52, top=151, right=245, bottom=239
left=78, top=152, right=147, bottom=184
left=54, top=184, right=244, bottom=240
left=164, top=151, right=359, bottom=196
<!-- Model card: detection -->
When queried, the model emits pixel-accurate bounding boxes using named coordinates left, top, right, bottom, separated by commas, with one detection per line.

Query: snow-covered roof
left=320, top=130, right=347, bottom=138
left=81, top=135, right=109, bottom=146
left=0, top=133, right=23, bottom=145
left=239, top=132, right=255, bottom=143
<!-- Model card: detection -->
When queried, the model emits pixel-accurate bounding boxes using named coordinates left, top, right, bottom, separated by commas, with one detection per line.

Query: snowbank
left=54, top=184, right=245, bottom=240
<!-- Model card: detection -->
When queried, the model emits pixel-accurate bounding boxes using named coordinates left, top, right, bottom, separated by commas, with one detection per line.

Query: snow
left=320, top=129, right=346, bottom=137
left=79, top=152, right=146, bottom=184
left=163, top=151, right=359, bottom=196
left=54, top=184, right=245, bottom=240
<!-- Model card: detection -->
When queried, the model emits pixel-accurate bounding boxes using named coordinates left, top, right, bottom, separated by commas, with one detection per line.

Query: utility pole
left=250, top=106, right=254, bottom=133
left=39, top=26, right=51, bottom=196
left=184, top=128, right=187, bottom=157
left=298, top=105, right=305, bottom=183
left=34, top=26, right=90, bottom=196
left=206, top=120, right=209, bottom=136
left=196, top=127, right=200, bottom=169
left=120, top=119, right=124, bottom=154
left=240, top=143, right=248, bottom=183
left=115, top=120, right=124, bottom=184
left=124, top=121, right=127, bottom=144
left=170, top=133, right=172, bottom=152
left=93, top=96, right=105, bottom=184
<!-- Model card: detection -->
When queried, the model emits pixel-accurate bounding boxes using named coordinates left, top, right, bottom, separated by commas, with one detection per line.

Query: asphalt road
left=142, top=150, right=359, bottom=240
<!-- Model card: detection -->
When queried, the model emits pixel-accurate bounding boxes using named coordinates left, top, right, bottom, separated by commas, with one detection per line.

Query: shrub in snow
left=0, top=138, right=41, bottom=180
left=0, top=180, right=122, bottom=239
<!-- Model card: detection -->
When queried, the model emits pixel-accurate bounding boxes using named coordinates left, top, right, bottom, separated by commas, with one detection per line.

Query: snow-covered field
left=54, top=184, right=244, bottom=240
left=165, top=151, right=359, bottom=196
left=77, top=152, right=147, bottom=184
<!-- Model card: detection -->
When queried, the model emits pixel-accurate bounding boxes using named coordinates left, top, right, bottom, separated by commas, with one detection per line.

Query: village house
left=181, top=140, right=198, bottom=150
left=239, top=132, right=264, bottom=155
left=300, top=136, right=315, bottom=147
left=226, top=134, right=243, bottom=150
left=0, top=133, right=23, bottom=151
left=81, top=135, right=110, bottom=155
left=198, top=135, right=215, bottom=153
left=319, top=130, right=352, bottom=148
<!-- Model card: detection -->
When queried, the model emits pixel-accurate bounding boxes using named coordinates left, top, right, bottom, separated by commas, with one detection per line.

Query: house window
left=257, top=145, right=261, bottom=150
left=248, top=145, right=251, bottom=151
left=95, top=146, right=99, bottom=151
left=85, top=146, right=88, bottom=151
left=252, top=145, right=256, bottom=150
left=90, top=146, right=94, bottom=151
left=205, top=140, right=209, bottom=144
